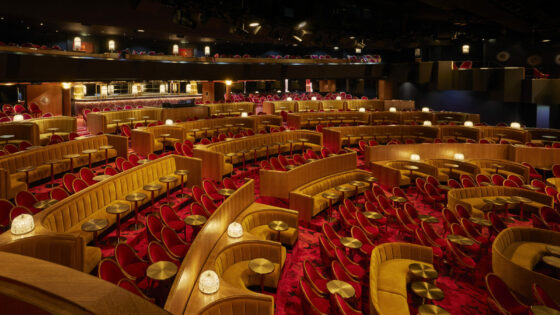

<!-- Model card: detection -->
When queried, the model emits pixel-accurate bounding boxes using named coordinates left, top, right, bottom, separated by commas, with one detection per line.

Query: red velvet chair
left=322, top=223, right=343, bottom=248
left=476, top=174, right=491, bottom=186
left=260, top=160, right=273, bottom=170
left=72, top=178, right=88, bottom=192
left=18, top=141, right=32, bottom=151
left=104, top=166, right=118, bottom=175
left=50, top=188, right=69, bottom=201
left=350, top=226, right=375, bottom=255
left=117, top=279, right=155, bottom=303
left=14, top=104, right=27, bottom=114
left=191, top=185, right=205, bottom=205
left=122, top=161, right=134, bottom=171
left=3, top=144, right=18, bottom=153
left=270, top=157, right=286, bottom=171
left=421, top=221, right=446, bottom=248
left=491, top=174, right=505, bottom=186
left=332, top=260, right=362, bottom=303
left=15, top=191, right=39, bottom=213
left=147, top=153, right=158, bottom=160
left=539, top=206, right=560, bottom=231
left=485, top=273, right=530, bottom=315
left=395, top=207, right=417, bottom=239
left=98, top=258, right=128, bottom=284
left=522, top=162, right=543, bottom=180
left=372, top=185, right=387, bottom=199
left=79, top=168, right=96, bottom=185
left=553, top=164, right=560, bottom=178
left=161, top=226, right=189, bottom=259
left=147, top=241, right=181, bottom=268
left=392, top=187, right=409, bottom=203
left=507, top=174, right=525, bottom=186
left=334, top=248, right=366, bottom=281
left=114, top=243, right=149, bottom=281
left=115, top=157, right=126, bottom=171
left=300, top=279, right=331, bottom=315
left=455, top=204, right=470, bottom=219
left=503, top=179, right=519, bottom=188
left=450, top=223, right=481, bottom=254
left=120, top=124, right=132, bottom=139
left=532, top=283, right=560, bottom=311
left=339, top=204, right=357, bottom=229
left=377, top=195, right=396, bottom=220
left=531, top=179, right=547, bottom=193
left=9, top=206, right=32, bottom=222
left=532, top=213, right=549, bottom=230
left=442, top=207, right=460, bottom=233
left=446, top=239, right=476, bottom=277
left=415, top=178, right=428, bottom=200
left=303, top=260, right=329, bottom=296
left=415, top=228, right=443, bottom=264
left=223, top=177, right=237, bottom=190
left=201, top=195, right=218, bottom=213
left=202, top=180, right=224, bottom=202
left=333, top=293, right=362, bottom=315
left=488, top=212, right=508, bottom=235
left=48, top=134, right=64, bottom=145
left=146, top=214, right=163, bottom=243
left=191, top=202, right=211, bottom=219
left=404, top=202, right=420, bottom=223
left=181, top=144, right=193, bottom=156
left=128, top=154, right=140, bottom=166
left=160, top=205, right=186, bottom=235
left=319, top=235, right=336, bottom=265
left=68, top=132, right=79, bottom=141
left=424, top=183, right=445, bottom=209
left=461, top=177, right=477, bottom=188
left=0, top=199, right=15, bottom=228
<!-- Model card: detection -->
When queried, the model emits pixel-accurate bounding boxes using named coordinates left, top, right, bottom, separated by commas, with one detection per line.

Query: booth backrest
left=426, top=159, right=480, bottom=175
left=527, top=128, right=560, bottom=142
left=298, top=170, right=369, bottom=196
left=370, top=111, right=401, bottom=124
left=262, top=101, right=297, bottom=114
left=383, top=99, right=415, bottom=111
left=161, top=106, right=210, bottom=121
left=240, top=209, right=299, bottom=233
left=507, top=145, right=560, bottom=169
left=198, top=295, right=274, bottom=315
left=201, top=102, right=255, bottom=115
left=469, top=158, right=530, bottom=181
left=177, top=117, right=256, bottom=133
left=479, top=126, right=529, bottom=143
left=345, top=99, right=384, bottom=111
left=365, top=143, right=509, bottom=163
left=438, top=125, right=481, bottom=141
left=434, top=112, right=469, bottom=123
left=286, top=112, right=370, bottom=129
left=0, top=122, right=38, bottom=145
left=295, top=101, right=321, bottom=112
left=30, top=116, right=77, bottom=134
left=401, top=111, right=434, bottom=123
left=214, top=241, right=282, bottom=276
left=385, top=160, right=439, bottom=177
left=86, top=108, right=162, bottom=134
left=320, top=100, right=345, bottom=111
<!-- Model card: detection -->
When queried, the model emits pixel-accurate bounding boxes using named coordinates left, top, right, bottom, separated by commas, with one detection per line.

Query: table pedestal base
left=127, top=222, right=145, bottom=231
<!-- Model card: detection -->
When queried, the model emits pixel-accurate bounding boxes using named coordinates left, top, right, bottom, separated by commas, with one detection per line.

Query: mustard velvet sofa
left=369, top=160, right=442, bottom=188
left=176, top=117, right=256, bottom=142
left=468, top=158, right=530, bottom=182
left=131, top=125, right=186, bottom=156
left=0, top=122, right=39, bottom=145
left=86, top=107, right=162, bottom=135
left=30, top=116, right=78, bottom=145
left=201, top=102, right=256, bottom=116
left=261, top=101, right=297, bottom=114
left=240, top=208, right=299, bottom=246
left=370, top=242, right=433, bottom=315
left=198, top=295, right=274, bottom=315
left=425, top=159, right=480, bottom=181
left=478, top=126, right=530, bottom=144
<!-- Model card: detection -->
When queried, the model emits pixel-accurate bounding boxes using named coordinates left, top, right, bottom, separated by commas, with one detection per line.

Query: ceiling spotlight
left=349, top=36, right=355, bottom=40
left=293, top=35, right=302, bottom=42
left=137, top=29, right=145, bottom=33
left=296, top=21, right=307, bottom=29
left=333, top=46, right=339, bottom=50
left=542, top=39, right=551, bottom=43
left=39, top=22, right=43, bottom=26
left=249, top=22, right=260, bottom=27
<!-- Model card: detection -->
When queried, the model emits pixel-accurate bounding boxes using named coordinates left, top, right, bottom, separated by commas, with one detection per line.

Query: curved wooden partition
left=0, top=121, right=39, bottom=145
left=0, top=252, right=167, bottom=315
left=438, top=125, right=481, bottom=142
left=261, top=101, right=297, bottom=114
left=323, top=125, right=439, bottom=152
left=200, top=102, right=255, bottom=116
left=286, top=111, right=370, bottom=129
left=370, top=160, right=440, bottom=187
left=478, top=126, right=529, bottom=144
left=493, top=227, right=560, bottom=302
left=30, top=116, right=78, bottom=145
left=165, top=179, right=289, bottom=315
left=365, top=143, right=509, bottom=163
left=345, top=99, right=384, bottom=111
left=507, top=144, right=560, bottom=169
left=295, top=100, right=322, bottom=112
left=260, top=151, right=357, bottom=199
left=193, top=130, right=322, bottom=181
left=86, top=107, right=162, bottom=135
left=527, top=128, right=560, bottom=143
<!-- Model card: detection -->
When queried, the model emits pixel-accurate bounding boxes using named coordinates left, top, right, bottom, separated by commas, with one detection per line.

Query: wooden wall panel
left=26, top=84, right=62, bottom=116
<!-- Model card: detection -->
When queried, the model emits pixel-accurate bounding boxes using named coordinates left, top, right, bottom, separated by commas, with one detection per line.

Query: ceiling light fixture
left=333, top=46, right=339, bottom=50
left=137, top=29, right=145, bottom=32
left=542, top=39, right=551, bottom=43
left=293, top=35, right=302, bottom=42
left=296, top=21, right=307, bottom=29
left=462, top=44, right=470, bottom=54
left=249, top=22, right=260, bottom=27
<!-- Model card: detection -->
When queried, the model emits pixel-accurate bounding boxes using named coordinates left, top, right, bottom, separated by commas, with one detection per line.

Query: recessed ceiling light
left=542, top=39, right=551, bottom=43
left=297, top=21, right=307, bottom=29
left=55, top=30, right=59, bottom=32
left=26, top=26, right=30, bottom=30
left=249, top=22, right=259, bottom=27
left=0, top=17, right=4, bottom=20
left=349, top=36, right=355, bottom=40
left=333, top=46, right=339, bottom=50
left=39, top=22, right=43, bottom=26
left=137, top=29, right=145, bottom=32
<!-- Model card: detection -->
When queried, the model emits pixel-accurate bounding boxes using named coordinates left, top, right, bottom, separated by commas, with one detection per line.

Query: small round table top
left=322, top=192, right=339, bottom=200
left=225, top=152, right=237, bottom=157
left=218, top=188, right=236, bottom=196
left=46, top=127, right=59, bottom=132
left=112, top=119, right=122, bottom=123
left=174, top=169, right=190, bottom=176
left=335, top=185, right=354, bottom=192
left=542, top=256, right=560, bottom=268
left=81, top=218, right=108, bottom=232
left=298, top=138, right=309, bottom=142
left=159, top=176, right=177, bottom=183
left=0, top=134, right=14, bottom=140
left=143, top=116, right=150, bottom=119
left=444, top=163, right=459, bottom=168
left=137, top=159, right=149, bottom=165
left=362, top=176, right=378, bottom=183
left=531, top=305, right=560, bottom=315
left=63, top=153, right=81, bottom=159
left=363, top=211, right=384, bottom=220
left=26, top=146, right=43, bottom=150
left=447, top=234, right=474, bottom=246
left=268, top=220, right=289, bottom=232
left=495, top=133, right=507, bottom=137
left=326, top=280, right=355, bottom=299
left=285, top=164, right=297, bottom=170
left=272, top=142, right=284, bottom=146
left=418, top=214, right=439, bottom=223
left=345, top=134, right=354, bottom=138
left=190, top=128, right=200, bottom=132
left=438, top=185, right=451, bottom=191
left=99, top=145, right=114, bottom=150
left=496, top=197, right=518, bottom=205
left=44, top=159, right=61, bottom=165
left=147, top=261, right=178, bottom=281
left=106, top=203, right=130, bottom=214
left=404, top=165, right=420, bottom=170
left=236, top=123, right=245, bottom=126
left=483, top=198, right=505, bottom=206
left=408, top=263, right=438, bottom=280
left=33, top=199, right=58, bottom=209
left=410, top=281, right=444, bottom=300
left=185, top=215, right=207, bottom=226
left=82, top=149, right=98, bottom=154
left=340, top=237, right=362, bottom=249
left=512, top=196, right=532, bottom=203
left=127, top=117, right=136, bottom=121
left=126, top=192, right=147, bottom=202
left=261, top=121, right=270, bottom=124
left=546, top=245, right=560, bottom=256
left=480, top=182, right=494, bottom=187
left=470, top=217, right=492, bottom=227
left=491, top=163, right=503, bottom=169
left=17, top=166, right=36, bottom=172
left=224, top=124, right=233, bottom=127
left=389, top=196, right=407, bottom=203
left=348, top=180, right=367, bottom=187
left=200, top=127, right=210, bottom=130
left=160, top=133, right=171, bottom=138
left=248, top=258, right=275, bottom=275
left=418, top=304, right=451, bottom=315
left=541, top=135, right=558, bottom=140
left=143, top=184, right=163, bottom=191
left=93, top=175, right=112, bottom=182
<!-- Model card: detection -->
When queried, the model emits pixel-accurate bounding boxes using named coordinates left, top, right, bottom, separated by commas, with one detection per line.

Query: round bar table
left=82, top=149, right=98, bottom=169
left=491, top=163, right=504, bottom=174
left=0, top=134, right=14, bottom=145
left=404, top=165, right=419, bottom=193
left=106, top=203, right=129, bottom=245
left=298, top=138, right=309, bottom=154
left=411, top=281, right=444, bottom=303
left=63, top=153, right=80, bottom=173
left=322, top=192, right=339, bottom=223
left=418, top=214, right=439, bottom=223
left=443, top=163, right=459, bottom=177
left=348, top=180, right=367, bottom=198
left=185, top=214, right=207, bottom=240
left=268, top=220, right=288, bottom=242
left=16, top=166, right=35, bottom=188
left=127, top=117, right=135, bottom=128
left=340, top=236, right=362, bottom=256
left=201, top=127, right=210, bottom=138
left=225, top=153, right=237, bottom=176
left=363, top=176, right=378, bottom=190
left=408, top=263, right=438, bottom=280
left=46, top=127, right=59, bottom=136
left=81, top=218, right=108, bottom=246
left=286, top=140, right=294, bottom=156
left=126, top=192, right=147, bottom=231
left=218, top=188, right=235, bottom=198
left=174, top=170, right=190, bottom=199
left=142, top=116, right=150, bottom=125
left=147, top=261, right=177, bottom=282
left=418, top=304, right=451, bottom=315
left=112, top=119, right=122, bottom=133
left=447, top=234, right=474, bottom=246
left=546, top=245, right=560, bottom=256
left=496, top=197, right=518, bottom=223
left=93, top=174, right=112, bottom=182
left=190, top=129, right=200, bottom=139
left=335, top=185, right=354, bottom=201
left=522, top=184, right=540, bottom=191
left=273, top=142, right=284, bottom=156
left=511, top=196, right=532, bottom=221
left=159, top=176, right=178, bottom=206
left=389, top=196, right=407, bottom=208
left=34, top=199, right=58, bottom=210
left=248, top=258, right=275, bottom=293
left=239, top=149, right=250, bottom=171
left=326, top=280, right=355, bottom=299
left=44, top=159, right=62, bottom=188
left=159, top=134, right=171, bottom=153
left=99, top=145, right=114, bottom=167
left=143, top=184, right=163, bottom=213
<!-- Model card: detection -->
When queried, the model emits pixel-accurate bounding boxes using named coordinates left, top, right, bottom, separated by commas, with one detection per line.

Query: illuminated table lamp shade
left=421, top=107, right=430, bottom=112
left=61, top=82, right=72, bottom=90
left=423, top=120, right=432, bottom=126
left=510, top=122, right=521, bottom=129
left=73, top=37, right=81, bottom=51
left=100, top=85, right=108, bottom=97
left=410, top=154, right=421, bottom=161
left=336, top=96, right=342, bottom=100
left=160, top=84, right=166, bottom=94
left=311, top=96, right=317, bottom=101
left=227, top=222, right=243, bottom=238
left=241, top=112, right=248, bottom=117
left=225, top=80, right=232, bottom=86
left=13, top=114, right=24, bottom=122
left=172, top=44, right=179, bottom=56
left=165, top=119, right=174, bottom=126
left=108, top=40, right=115, bottom=52
left=199, top=270, right=220, bottom=294
left=11, top=214, right=35, bottom=235
left=359, top=107, right=366, bottom=112
left=464, top=121, right=474, bottom=127
left=204, top=46, right=210, bottom=56
left=389, top=107, right=397, bottom=112
left=286, top=97, right=292, bottom=101
left=454, top=153, right=465, bottom=161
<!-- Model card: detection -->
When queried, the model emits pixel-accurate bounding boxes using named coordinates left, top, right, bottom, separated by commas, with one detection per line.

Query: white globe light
left=423, top=120, right=432, bottom=126
left=421, top=107, right=430, bottom=112
left=199, top=270, right=220, bottom=294
left=311, top=96, right=317, bottom=101
left=227, top=222, right=243, bottom=238
left=241, top=112, right=248, bottom=117
left=165, top=119, right=174, bottom=125
left=358, top=107, right=366, bottom=112
left=286, top=97, right=293, bottom=101
left=410, top=154, right=420, bottom=161
left=454, top=153, right=465, bottom=160
left=464, top=121, right=474, bottom=127
left=336, top=96, right=342, bottom=100
left=510, top=122, right=521, bottom=129
left=11, top=214, right=34, bottom=235
left=389, top=107, right=397, bottom=112
left=13, top=114, right=24, bottom=122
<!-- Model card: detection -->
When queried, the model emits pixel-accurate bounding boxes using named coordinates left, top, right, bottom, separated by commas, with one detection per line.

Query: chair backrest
left=4, top=144, right=18, bottom=153
left=491, top=174, right=505, bottom=186
left=72, top=178, right=88, bottom=192
left=485, top=273, right=528, bottom=313
left=201, top=195, right=217, bottom=212
left=448, top=178, right=462, bottom=189
left=117, top=279, right=154, bottom=302
left=18, top=141, right=32, bottom=151
left=50, top=188, right=69, bottom=201
left=62, top=173, right=77, bottom=193
left=260, top=160, right=272, bottom=170
left=461, top=177, right=476, bottom=188
left=115, top=157, right=126, bottom=171
left=15, top=190, right=37, bottom=209
left=191, top=202, right=211, bottom=218
left=222, top=177, right=237, bottom=190
left=120, top=124, right=132, bottom=137
left=426, top=175, right=439, bottom=187
left=531, top=179, right=546, bottom=193
left=322, top=223, right=341, bottom=247
left=128, top=154, right=140, bottom=166
left=552, top=164, right=560, bottom=178
left=160, top=204, right=181, bottom=226
left=476, top=174, right=491, bottom=186
left=9, top=206, right=32, bottom=221
left=455, top=204, right=470, bottom=219
left=122, top=161, right=134, bottom=171
left=0, top=199, right=14, bottom=226
left=79, top=167, right=95, bottom=182
left=299, top=279, right=328, bottom=315
left=104, top=167, right=118, bottom=175
left=270, top=157, right=286, bottom=171
left=488, top=212, right=507, bottom=233
left=48, top=134, right=64, bottom=145
left=503, top=179, right=519, bottom=188
left=532, top=283, right=560, bottom=310
left=202, top=180, right=219, bottom=197
left=148, top=241, right=179, bottom=267
left=303, top=260, right=328, bottom=295
left=507, top=174, right=524, bottom=186
left=98, top=258, right=126, bottom=284
left=146, top=214, right=163, bottom=242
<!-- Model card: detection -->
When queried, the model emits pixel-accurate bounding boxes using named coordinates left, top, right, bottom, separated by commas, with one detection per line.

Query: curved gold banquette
left=176, top=117, right=256, bottom=141
left=131, top=125, right=186, bottom=157
left=86, top=107, right=162, bottom=135
left=239, top=208, right=299, bottom=246
left=30, top=116, right=78, bottom=145
left=370, top=242, right=433, bottom=315
left=198, top=295, right=273, bottom=315
left=193, top=130, right=322, bottom=181
left=201, top=102, right=256, bottom=116
left=493, top=227, right=560, bottom=302
left=370, top=160, right=441, bottom=188
left=447, top=186, right=553, bottom=218
left=262, top=101, right=297, bottom=114
left=286, top=111, right=370, bottom=130
left=0, top=135, right=127, bottom=199
left=469, top=158, right=530, bottom=181
left=0, top=121, right=38, bottom=145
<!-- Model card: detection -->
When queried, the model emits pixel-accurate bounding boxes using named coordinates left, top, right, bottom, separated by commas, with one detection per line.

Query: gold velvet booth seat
left=86, top=107, right=162, bottom=135
left=369, top=242, right=434, bottom=315
left=289, top=169, right=372, bottom=221
left=434, top=111, right=469, bottom=124
left=401, top=111, right=434, bottom=125
left=447, top=186, right=553, bottom=218
left=0, top=122, right=38, bottom=145
left=202, top=102, right=256, bottom=117
left=286, top=111, right=370, bottom=130
left=370, top=111, right=401, bottom=125
left=383, top=99, right=415, bottom=111
left=370, top=160, right=441, bottom=187
left=198, top=295, right=274, bottom=315
left=160, top=106, right=210, bottom=122
left=193, top=130, right=322, bottom=181
left=0, top=135, right=127, bottom=199
left=251, top=114, right=283, bottom=132
left=492, top=227, right=560, bottom=302
left=345, top=99, right=384, bottom=111
left=438, top=125, right=481, bottom=142
left=239, top=208, right=299, bottom=246
left=320, top=100, right=346, bottom=111
left=425, top=159, right=481, bottom=181
left=295, top=100, right=322, bottom=112
left=527, top=128, right=560, bottom=145
left=261, top=101, right=297, bottom=114
left=469, top=158, right=530, bottom=181
left=30, top=116, right=78, bottom=145
left=176, top=117, right=256, bottom=142
left=131, top=125, right=185, bottom=156
left=479, top=126, right=529, bottom=144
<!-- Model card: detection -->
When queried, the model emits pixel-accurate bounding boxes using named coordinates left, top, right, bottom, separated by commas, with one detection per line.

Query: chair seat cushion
left=222, top=260, right=282, bottom=291
left=378, top=259, right=431, bottom=297
left=249, top=225, right=298, bottom=246
left=502, top=241, right=548, bottom=270
left=83, top=246, right=101, bottom=273
left=377, top=290, right=410, bottom=315
left=124, top=261, right=149, bottom=279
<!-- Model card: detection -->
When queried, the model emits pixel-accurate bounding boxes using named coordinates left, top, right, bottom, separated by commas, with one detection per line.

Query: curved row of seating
left=262, top=99, right=415, bottom=114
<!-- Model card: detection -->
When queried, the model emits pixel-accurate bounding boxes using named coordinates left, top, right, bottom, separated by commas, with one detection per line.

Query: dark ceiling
left=0, top=0, right=557, bottom=50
